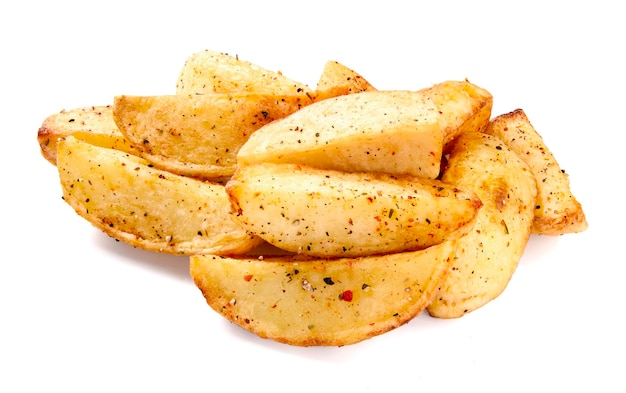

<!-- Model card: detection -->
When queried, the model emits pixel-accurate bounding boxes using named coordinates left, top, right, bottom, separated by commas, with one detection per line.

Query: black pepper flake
left=323, top=277, right=335, bottom=285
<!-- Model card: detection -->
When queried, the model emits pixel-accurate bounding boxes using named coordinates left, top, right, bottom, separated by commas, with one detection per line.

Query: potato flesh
left=237, top=90, right=444, bottom=179
left=483, top=109, right=587, bottom=235
left=422, top=80, right=493, bottom=150
left=427, top=132, right=537, bottom=318
left=113, top=93, right=315, bottom=180
left=176, top=49, right=313, bottom=96
left=37, top=105, right=136, bottom=165
left=190, top=239, right=457, bottom=347
left=314, top=60, right=377, bottom=100
left=226, top=163, right=482, bottom=257
left=57, top=136, right=262, bottom=255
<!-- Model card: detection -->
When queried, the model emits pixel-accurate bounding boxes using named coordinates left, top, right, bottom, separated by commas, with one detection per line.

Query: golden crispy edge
left=484, top=109, right=588, bottom=235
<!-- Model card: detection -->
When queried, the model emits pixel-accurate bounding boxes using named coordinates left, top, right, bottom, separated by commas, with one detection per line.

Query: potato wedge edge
left=226, top=162, right=482, bottom=258
left=427, top=132, right=537, bottom=318
left=37, top=105, right=136, bottom=166
left=237, top=90, right=444, bottom=179
left=177, top=49, right=313, bottom=96
left=191, top=239, right=457, bottom=347
left=113, top=93, right=315, bottom=180
left=57, top=136, right=263, bottom=255
left=483, top=109, right=587, bottom=235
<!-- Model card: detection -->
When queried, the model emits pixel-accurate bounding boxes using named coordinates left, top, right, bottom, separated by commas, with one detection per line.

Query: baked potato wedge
left=37, top=105, right=137, bottom=165
left=190, top=239, right=457, bottom=346
left=176, top=49, right=313, bottom=96
left=422, top=80, right=493, bottom=151
left=427, top=132, right=537, bottom=318
left=57, top=136, right=263, bottom=255
left=226, top=162, right=482, bottom=257
left=483, top=109, right=587, bottom=235
left=113, top=92, right=315, bottom=180
left=314, top=60, right=377, bottom=100
left=236, top=90, right=444, bottom=179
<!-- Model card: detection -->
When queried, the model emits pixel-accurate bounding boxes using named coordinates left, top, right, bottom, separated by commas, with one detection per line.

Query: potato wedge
left=57, top=136, right=263, bottom=255
left=37, top=105, right=137, bottom=165
left=176, top=49, right=313, bottom=96
left=483, top=109, right=587, bottom=235
left=113, top=92, right=315, bottom=180
left=190, top=239, right=457, bottom=346
left=427, top=132, right=537, bottom=318
left=422, top=80, right=493, bottom=151
left=236, top=90, right=444, bottom=179
left=314, top=60, right=377, bottom=100
left=226, top=162, right=482, bottom=257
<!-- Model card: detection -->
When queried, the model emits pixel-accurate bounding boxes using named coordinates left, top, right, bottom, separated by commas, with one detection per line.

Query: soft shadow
left=92, top=230, right=192, bottom=284
left=519, top=234, right=562, bottom=266
left=219, top=316, right=373, bottom=363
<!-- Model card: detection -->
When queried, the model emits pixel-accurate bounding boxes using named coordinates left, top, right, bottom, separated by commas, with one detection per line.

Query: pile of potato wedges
left=37, top=50, right=587, bottom=346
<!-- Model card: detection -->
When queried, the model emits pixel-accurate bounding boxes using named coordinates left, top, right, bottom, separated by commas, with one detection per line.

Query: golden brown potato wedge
left=226, top=162, right=482, bottom=257
left=57, top=136, right=263, bottom=255
left=422, top=80, right=493, bottom=151
left=427, top=132, right=537, bottom=318
left=483, top=109, right=587, bottom=235
left=190, top=239, right=457, bottom=346
left=314, top=60, right=377, bottom=100
left=236, top=90, right=444, bottom=179
left=113, top=92, right=315, bottom=180
left=37, top=105, right=137, bottom=165
left=176, top=49, right=313, bottom=96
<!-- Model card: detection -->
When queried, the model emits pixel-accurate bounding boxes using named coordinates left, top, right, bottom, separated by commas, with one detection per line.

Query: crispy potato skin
left=483, top=109, right=587, bottom=235
left=190, top=239, right=457, bottom=347
left=37, top=105, right=136, bottom=165
left=427, top=132, right=537, bottom=318
left=237, top=90, right=444, bottom=179
left=176, top=49, right=313, bottom=96
left=57, top=136, right=263, bottom=255
left=113, top=93, right=314, bottom=180
left=226, top=163, right=482, bottom=258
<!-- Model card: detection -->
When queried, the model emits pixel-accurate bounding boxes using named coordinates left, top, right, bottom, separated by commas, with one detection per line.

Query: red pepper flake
left=340, top=290, right=353, bottom=302
left=244, top=274, right=253, bottom=282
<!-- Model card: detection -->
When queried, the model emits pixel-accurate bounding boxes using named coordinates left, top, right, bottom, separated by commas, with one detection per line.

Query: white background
left=2, top=1, right=624, bottom=392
